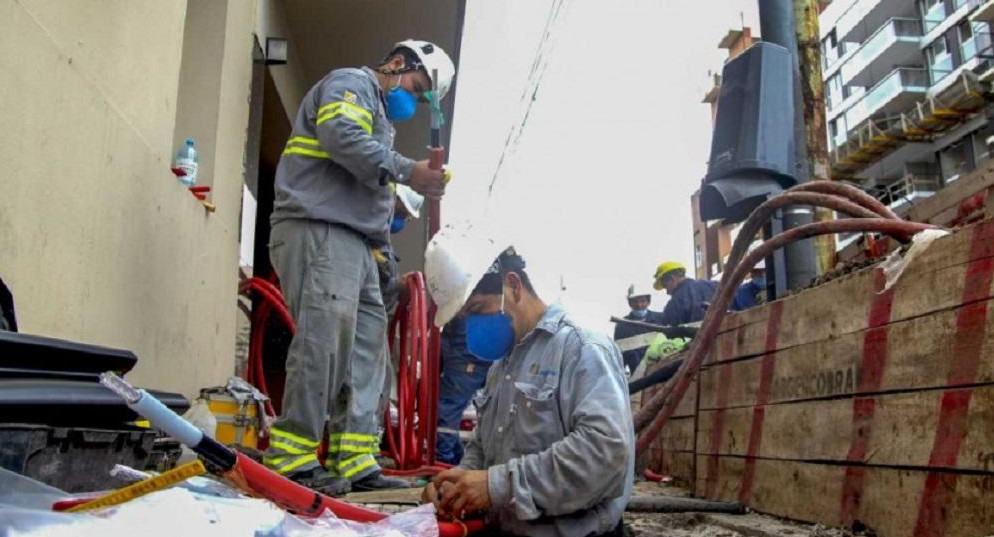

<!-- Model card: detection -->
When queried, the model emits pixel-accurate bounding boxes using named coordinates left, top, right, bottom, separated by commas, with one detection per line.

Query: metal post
left=794, top=0, right=836, bottom=275
left=759, top=0, right=817, bottom=293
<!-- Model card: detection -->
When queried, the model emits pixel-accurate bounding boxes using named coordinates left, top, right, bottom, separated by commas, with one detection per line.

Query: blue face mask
left=630, top=309, right=648, bottom=319
left=384, top=82, right=418, bottom=122
left=464, top=294, right=515, bottom=362
left=390, top=215, right=406, bottom=234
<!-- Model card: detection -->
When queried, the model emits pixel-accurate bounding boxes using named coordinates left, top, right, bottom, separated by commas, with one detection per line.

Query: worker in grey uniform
left=422, top=233, right=634, bottom=537
left=265, top=39, right=455, bottom=495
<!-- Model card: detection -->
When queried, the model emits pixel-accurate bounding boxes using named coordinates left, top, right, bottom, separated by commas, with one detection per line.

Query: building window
left=919, top=0, right=947, bottom=33
left=939, top=139, right=973, bottom=183
left=926, top=36, right=954, bottom=84
left=826, top=73, right=843, bottom=110
left=960, top=21, right=992, bottom=62
left=821, top=29, right=838, bottom=70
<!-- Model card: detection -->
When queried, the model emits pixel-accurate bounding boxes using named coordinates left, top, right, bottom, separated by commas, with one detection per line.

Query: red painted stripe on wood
left=840, top=269, right=895, bottom=526
left=704, top=335, right=736, bottom=497
left=738, top=301, right=784, bottom=503
left=914, top=221, right=994, bottom=537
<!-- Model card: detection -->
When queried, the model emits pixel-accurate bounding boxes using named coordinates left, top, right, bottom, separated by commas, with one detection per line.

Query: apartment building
left=823, top=0, right=994, bottom=216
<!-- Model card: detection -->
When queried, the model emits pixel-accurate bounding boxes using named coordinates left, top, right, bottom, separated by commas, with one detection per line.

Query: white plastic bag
left=879, top=228, right=950, bottom=292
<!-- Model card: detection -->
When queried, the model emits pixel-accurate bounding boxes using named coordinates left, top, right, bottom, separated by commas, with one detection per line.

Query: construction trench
left=4, top=165, right=994, bottom=536
left=7, top=1, right=994, bottom=536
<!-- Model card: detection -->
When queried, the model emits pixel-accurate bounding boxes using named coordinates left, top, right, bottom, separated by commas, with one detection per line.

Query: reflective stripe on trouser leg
left=326, top=242, right=387, bottom=481
left=264, top=220, right=364, bottom=476
left=263, top=453, right=320, bottom=475
left=336, top=453, right=379, bottom=479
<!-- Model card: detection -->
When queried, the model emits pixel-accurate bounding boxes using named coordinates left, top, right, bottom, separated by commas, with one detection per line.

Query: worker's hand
left=421, top=480, right=440, bottom=506
left=432, top=469, right=491, bottom=519
left=409, top=160, right=446, bottom=200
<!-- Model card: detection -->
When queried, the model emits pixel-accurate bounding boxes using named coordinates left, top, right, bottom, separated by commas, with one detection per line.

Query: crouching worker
left=421, top=228, right=634, bottom=537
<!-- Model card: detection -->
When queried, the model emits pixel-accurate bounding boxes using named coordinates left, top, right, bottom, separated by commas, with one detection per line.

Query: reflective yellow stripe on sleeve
left=282, top=136, right=331, bottom=160
left=316, top=101, right=373, bottom=134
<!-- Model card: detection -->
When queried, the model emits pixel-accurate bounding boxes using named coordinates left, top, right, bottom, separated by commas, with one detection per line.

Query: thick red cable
left=634, top=218, right=935, bottom=455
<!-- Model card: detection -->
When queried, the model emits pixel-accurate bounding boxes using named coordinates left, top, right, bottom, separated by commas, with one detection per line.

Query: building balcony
left=874, top=172, right=942, bottom=211
left=835, top=0, right=920, bottom=44
left=840, top=18, right=923, bottom=87
left=971, top=0, right=994, bottom=25
left=824, top=41, right=859, bottom=78
left=845, top=68, right=929, bottom=128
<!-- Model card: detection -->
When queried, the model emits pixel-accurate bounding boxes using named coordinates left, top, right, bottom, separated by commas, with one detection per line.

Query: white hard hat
left=394, top=39, right=455, bottom=101
left=627, top=284, right=651, bottom=300
left=394, top=184, right=424, bottom=219
left=424, top=221, right=510, bottom=328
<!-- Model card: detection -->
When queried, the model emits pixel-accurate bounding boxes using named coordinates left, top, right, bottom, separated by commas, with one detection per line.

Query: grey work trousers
left=264, top=219, right=387, bottom=481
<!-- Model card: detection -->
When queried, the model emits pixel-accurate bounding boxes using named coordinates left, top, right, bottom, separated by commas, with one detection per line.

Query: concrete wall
left=0, top=0, right=257, bottom=397
left=255, top=0, right=310, bottom=123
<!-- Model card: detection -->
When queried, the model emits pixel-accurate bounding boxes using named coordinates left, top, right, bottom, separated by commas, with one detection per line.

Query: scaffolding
left=830, top=71, right=988, bottom=179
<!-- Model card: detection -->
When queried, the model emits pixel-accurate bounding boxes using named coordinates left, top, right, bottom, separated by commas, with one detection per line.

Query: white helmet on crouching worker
left=424, top=222, right=510, bottom=328
left=392, top=39, right=456, bottom=101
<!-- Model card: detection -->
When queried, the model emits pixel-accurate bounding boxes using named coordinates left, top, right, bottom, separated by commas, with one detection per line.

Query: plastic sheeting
left=880, top=228, right=951, bottom=292
left=0, top=468, right=438, bottom=537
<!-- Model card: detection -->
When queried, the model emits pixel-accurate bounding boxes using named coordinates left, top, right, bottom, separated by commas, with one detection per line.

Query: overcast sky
left=445, top=0, right=761, bottom=335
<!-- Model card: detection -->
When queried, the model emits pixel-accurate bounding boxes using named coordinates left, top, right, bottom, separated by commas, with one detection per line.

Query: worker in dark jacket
left=652, top=262, right=718, bottom=327
left=731, top=260, right=766, bottom=311
left=612, top=285, right=665, bottom=375
left=435, top=317, right=492, bottom=464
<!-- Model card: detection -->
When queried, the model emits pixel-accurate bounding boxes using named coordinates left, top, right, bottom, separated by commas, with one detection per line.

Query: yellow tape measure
left=67, top=460, right=207, bottom=512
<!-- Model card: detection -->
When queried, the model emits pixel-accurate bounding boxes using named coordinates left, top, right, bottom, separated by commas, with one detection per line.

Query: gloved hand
left=410, top=160, right=446, bottom=200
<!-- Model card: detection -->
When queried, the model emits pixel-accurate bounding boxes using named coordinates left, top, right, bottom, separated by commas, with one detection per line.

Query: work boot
left=286, top=467, right=352, bottom=497
left=351, top=471, right=411, bottom=491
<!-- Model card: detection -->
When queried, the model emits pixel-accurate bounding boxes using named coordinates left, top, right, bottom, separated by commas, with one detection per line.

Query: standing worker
left=266, top=40, right=455, bottom=495
left=652, top=261, right=718, bottom=327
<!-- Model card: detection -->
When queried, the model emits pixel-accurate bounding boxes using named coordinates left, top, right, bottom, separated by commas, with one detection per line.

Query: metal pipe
left=625, top=495, right=746, bottom=514
left=759, top=0, right=817, bottom=292
left=794, top=0, right=837, bottom=274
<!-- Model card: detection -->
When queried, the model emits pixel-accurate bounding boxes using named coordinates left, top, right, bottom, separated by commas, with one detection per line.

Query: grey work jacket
left=270, top=66, right=414, bottom=243
left=461, top=305, right=634, bottom=537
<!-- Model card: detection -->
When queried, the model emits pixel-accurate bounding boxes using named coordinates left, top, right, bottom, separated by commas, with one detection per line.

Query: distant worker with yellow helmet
left=652, top=261, right=719, bottom=326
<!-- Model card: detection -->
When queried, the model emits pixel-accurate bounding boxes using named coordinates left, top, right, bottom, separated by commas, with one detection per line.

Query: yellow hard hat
left=653, top=261, right=686, bottom=290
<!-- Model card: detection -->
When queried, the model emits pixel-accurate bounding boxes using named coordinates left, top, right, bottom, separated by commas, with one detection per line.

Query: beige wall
left=0, top=0, right=257, bottom=398
left=255, top=0, right=309, bottom=123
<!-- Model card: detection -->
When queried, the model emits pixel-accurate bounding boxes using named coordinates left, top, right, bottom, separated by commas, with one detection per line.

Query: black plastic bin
left=0, top=424, right=158, bottom=492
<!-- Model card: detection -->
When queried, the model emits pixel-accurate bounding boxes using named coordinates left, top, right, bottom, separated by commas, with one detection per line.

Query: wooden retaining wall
left=643, top=216, right=994, bottom=537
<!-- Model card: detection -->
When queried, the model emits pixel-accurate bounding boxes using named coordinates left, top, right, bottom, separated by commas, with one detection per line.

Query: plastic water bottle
left=175, top=137, right=198, bottom=187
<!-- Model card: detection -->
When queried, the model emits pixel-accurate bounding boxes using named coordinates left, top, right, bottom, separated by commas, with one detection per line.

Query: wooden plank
left=651, top=450, right=695, bottom=488
left=645, top=415, right=695, bottom=453
left=696, top=456, right=994, bottom=537
left=696, top=384, right=994, bottom=471
left=908, top=163, right=994, bottom=225
left=641, top=358, right=696, bottom=418
left=699, top=295, right=994, bottom=409
left=706, top=218, right=994, bottom=365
